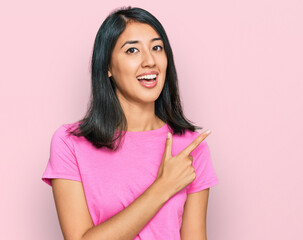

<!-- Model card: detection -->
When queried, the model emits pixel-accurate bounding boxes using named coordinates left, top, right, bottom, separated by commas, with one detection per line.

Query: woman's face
left=108, top=21, right=167, bottom=105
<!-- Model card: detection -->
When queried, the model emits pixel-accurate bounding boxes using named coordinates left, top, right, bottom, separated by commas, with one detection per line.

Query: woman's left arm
left=180, top=188, right=210, bottom=240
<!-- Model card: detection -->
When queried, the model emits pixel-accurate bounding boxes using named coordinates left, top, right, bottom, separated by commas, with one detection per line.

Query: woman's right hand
left=155, top=129, right=212, bottom=197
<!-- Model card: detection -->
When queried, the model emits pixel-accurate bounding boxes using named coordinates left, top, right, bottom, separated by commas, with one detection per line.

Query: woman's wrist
left=150, top=177, right=173, bottom=202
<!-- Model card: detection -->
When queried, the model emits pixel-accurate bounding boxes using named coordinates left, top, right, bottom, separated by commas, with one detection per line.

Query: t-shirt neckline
left=118, top=123, right=169, bottom=136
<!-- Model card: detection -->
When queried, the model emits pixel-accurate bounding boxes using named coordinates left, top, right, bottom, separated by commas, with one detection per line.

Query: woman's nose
left=141, top=50, right=156, bottom=67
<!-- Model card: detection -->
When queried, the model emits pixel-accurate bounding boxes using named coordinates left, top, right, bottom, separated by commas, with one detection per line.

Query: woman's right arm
left=51, top=178, right=170, bottom=240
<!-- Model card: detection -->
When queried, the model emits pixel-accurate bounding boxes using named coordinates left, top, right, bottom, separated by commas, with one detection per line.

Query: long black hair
left=69, top=6, right=203, bottom=151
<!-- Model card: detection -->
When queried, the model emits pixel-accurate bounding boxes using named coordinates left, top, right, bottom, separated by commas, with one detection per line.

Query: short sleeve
left=41, top=125, right=82, bottom=187
left=186, top=140, right=218, bottom=194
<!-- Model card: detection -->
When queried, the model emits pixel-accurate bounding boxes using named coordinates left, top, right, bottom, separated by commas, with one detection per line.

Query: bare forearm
left=81, top=179, right=171, bottom=240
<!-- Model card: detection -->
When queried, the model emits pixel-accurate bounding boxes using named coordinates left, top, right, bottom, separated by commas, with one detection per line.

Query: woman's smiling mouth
left=137, top=74, right=158, bottom=88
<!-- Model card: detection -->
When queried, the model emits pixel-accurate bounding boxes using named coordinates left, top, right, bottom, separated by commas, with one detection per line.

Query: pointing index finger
left=180, top=129, right=211, bottom=156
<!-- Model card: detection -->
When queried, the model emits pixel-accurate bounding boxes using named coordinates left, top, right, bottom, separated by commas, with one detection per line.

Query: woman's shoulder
left=51, top=121, right=82, bottom=142
left=61, top=121, right=81, bottom=132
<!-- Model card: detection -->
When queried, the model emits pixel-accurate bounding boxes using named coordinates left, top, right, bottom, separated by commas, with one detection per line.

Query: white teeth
left=137, top=74, right=157, bottom=80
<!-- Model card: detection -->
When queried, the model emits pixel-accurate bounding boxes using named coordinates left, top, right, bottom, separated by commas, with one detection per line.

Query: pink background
left=1, top=0, right=302, bottom=239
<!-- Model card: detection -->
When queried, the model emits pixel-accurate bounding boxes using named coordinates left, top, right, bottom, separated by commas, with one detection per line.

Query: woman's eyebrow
left=121, top=37, right=162, bottom=48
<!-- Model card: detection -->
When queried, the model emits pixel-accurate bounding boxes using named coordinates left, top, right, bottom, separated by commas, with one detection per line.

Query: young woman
left=42, top=6, right=218, bottom=240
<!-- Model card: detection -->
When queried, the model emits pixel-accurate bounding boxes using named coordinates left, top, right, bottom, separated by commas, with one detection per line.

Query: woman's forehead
left=118, top=22, right=160, bottom=44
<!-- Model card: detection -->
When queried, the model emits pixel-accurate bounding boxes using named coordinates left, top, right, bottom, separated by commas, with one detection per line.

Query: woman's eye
left=126, top=48, right=138, bottom=54
left=153, top=45, right=163, bottom=51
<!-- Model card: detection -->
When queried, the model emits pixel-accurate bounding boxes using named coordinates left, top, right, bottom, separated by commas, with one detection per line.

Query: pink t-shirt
left=42, top=122, right=218, bottom=239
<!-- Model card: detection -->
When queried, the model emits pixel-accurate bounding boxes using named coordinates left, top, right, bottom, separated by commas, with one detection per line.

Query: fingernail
left=206, top=129, right=212, bottom=134
left=167, top=132, right=171, bottom=139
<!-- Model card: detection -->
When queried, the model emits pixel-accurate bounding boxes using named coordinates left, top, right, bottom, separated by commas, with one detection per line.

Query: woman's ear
left=108, top=64, right=112, bottom=78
